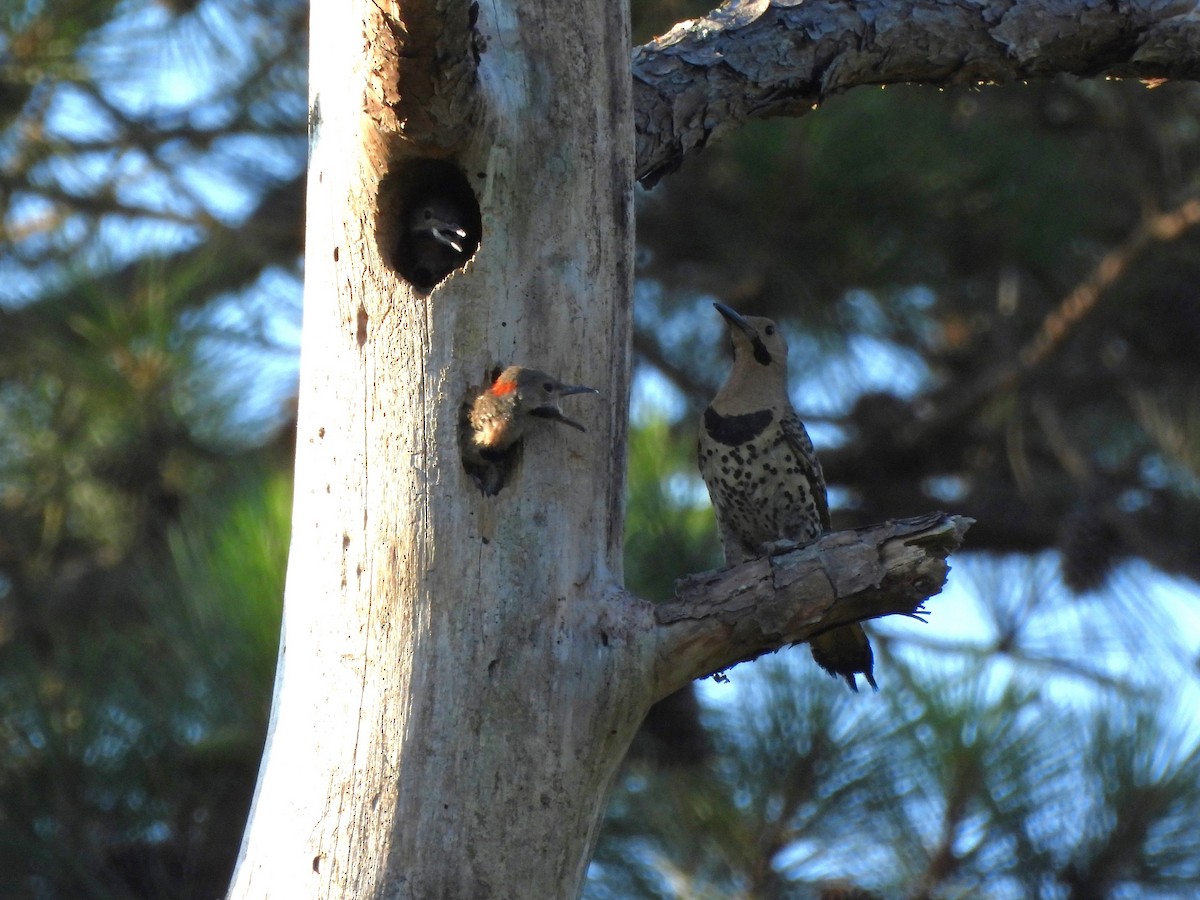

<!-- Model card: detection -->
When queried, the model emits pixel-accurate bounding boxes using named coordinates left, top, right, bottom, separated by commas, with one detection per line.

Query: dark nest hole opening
left=378, top=158, right=481, bottom=295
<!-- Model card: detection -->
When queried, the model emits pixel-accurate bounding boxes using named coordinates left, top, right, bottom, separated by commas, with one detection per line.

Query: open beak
left=531, top=385, right=599, bottom=432
left=530, top=407, right=587, bottom=432
left=428, top=218, right=469, bottom=253
left=713, top=302, right=758, bottom=340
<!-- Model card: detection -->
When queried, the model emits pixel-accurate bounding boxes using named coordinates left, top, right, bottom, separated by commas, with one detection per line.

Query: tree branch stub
left=653, top=513, right=973, bottom=698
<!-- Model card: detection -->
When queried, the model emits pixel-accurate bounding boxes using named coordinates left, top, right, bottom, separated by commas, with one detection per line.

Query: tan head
left=497, top=366, right=598, bottom=428
left=470, top=366, right=598, bottom=450
left=716, top=302, right=788, bottom=367
left=712, top=303, right=791, bottom=410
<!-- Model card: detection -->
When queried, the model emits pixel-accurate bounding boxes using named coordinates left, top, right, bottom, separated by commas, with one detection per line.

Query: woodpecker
left=699, top=302, right=876, bottom=691
left=404, top=193, right=472, bottom=291
left=461, top=366, right=598, bottom=495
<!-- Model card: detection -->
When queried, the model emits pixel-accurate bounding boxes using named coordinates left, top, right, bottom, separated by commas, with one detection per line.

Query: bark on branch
left=633, top=0, right=1200, bottom=185
left=652, top=512, right=973, bottom=698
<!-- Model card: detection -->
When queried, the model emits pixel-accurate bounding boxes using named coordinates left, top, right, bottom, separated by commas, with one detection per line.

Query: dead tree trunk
left=229, top=0, right=641, bottom=895
left=228, top=1, right=965, bottom=897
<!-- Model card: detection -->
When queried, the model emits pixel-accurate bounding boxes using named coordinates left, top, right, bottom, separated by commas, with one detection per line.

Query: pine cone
left=1058, top=504, right=1124, bottom=594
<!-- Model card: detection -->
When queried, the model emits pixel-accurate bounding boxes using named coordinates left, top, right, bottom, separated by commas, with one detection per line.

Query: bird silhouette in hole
left=404, top=193, right=474, bottom=291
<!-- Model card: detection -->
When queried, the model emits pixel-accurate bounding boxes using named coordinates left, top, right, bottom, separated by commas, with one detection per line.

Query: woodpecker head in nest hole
left=461, top=366, right=598, bottom=496
left=403, top=193, right=476, bottom=292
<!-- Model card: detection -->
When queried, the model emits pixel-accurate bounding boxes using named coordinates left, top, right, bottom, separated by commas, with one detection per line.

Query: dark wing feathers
left=779, top=410, right=831, bottom=533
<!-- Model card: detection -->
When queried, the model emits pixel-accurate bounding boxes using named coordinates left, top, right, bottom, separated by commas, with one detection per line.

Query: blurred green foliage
left=623, top=416, right=720, bottom=600
left=3, top=0, right=1200, bottom=898
left=0, top=465, right=289, bottom=898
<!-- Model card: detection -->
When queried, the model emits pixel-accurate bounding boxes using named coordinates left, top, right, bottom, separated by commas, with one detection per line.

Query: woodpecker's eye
left=765, top=325, right=775, bottom=336
left=543, top=381, right=554, bottom=392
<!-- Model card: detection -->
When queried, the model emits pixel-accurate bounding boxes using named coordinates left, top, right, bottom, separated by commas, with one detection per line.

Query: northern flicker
left=699, top=303, right=876, bottom=691
left=404, top=193, right=472, bottom=291
left=461, top=366, right=598, bottom=496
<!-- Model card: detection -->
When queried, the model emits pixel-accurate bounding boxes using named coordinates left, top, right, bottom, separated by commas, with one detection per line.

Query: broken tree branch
left=633, top=0, right=1200, bottom=185
left=652, top=512, right=973, bottom=698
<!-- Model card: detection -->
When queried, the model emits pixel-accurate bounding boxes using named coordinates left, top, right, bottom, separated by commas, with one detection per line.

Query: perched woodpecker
left=404, top=193, right=472, bottom=291
left=699, top=302, right=876, bottom=691
left=461, top=366, right=598, bottom=495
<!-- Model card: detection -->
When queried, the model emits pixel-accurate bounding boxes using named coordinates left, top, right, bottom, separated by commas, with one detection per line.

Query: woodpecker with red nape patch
left=405, top=194, right=472, bottom=291
left=461, top=366, right=598, bottom=496
left=699, top=302, right=876, bottom=691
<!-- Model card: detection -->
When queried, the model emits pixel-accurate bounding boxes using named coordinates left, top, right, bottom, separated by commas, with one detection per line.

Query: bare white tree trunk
left=224, top=0, right=1200, bottom=893
left=228, top=0, right=969, bottom=896
left=228, top=0, right=640, bottom=896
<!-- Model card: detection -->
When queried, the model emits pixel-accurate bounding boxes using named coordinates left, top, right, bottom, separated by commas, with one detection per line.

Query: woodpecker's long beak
left=558, top=384, right=600, bottom=398
left=423, top=218, right=469, bottom=253
left=714, top=301, right=773, bottom=366
left=530, top=408, right=586, bottom=431
left=714, top=302, right=757, bottom=340
left=530, top=385, right=599, bottom=432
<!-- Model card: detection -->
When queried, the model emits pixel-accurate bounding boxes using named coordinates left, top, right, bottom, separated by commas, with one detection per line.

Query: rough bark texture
left=633, top=0, right=1200, bottom=184
left=228, top=0, right=639, bottom=896
left=654, top=513, right=972, bottom=698
left=365, top=0, right=483, bottom=156
left=229, top=1, right=973, bottom=897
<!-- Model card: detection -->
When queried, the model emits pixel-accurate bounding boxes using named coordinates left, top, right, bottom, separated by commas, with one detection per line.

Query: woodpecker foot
left=758, top=538, right=803, bottom=558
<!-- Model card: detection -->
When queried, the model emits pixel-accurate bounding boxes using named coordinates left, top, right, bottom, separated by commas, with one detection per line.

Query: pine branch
left=888, top=195, right=1200, bottom=449
left=633, top=0, right=1200, bottom=185
left=651, top=512, right=972, bottom=698
left=1020, top=197, right=1200, bottom=369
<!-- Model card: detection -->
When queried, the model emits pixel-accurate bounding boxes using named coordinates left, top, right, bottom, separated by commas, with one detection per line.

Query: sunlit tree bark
left=226, top=0, right=963, bottom=895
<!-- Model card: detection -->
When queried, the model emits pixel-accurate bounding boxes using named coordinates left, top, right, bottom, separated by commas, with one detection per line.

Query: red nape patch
left=489, top=376, right=518, bottom=396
